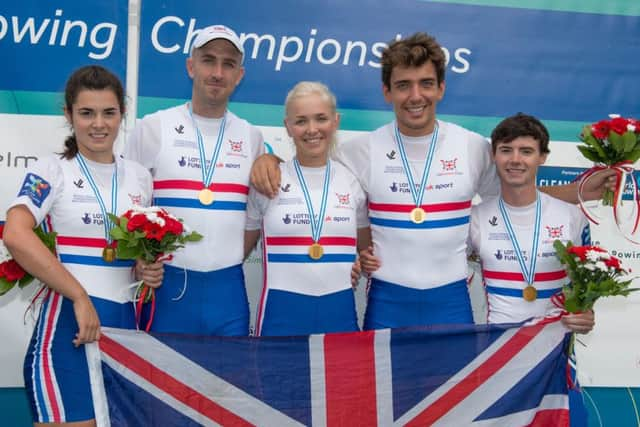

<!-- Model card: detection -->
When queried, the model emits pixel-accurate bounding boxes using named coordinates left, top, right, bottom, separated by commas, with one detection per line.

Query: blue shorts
left=259, top=288, right=359, bottom=336
left=363, top=278, right=473, bottom=330
left=144, top=264, right=249, bottom=336
left=24, top=290, right=134, bottom=423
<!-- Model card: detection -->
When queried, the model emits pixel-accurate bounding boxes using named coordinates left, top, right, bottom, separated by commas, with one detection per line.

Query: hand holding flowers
left=576, top=115, right=640, bottom=238
left=108, top=206, right=202, bottom=330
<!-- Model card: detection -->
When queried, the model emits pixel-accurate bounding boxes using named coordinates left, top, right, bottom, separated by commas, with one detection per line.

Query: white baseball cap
left=190, top=25, right=244, bottom=62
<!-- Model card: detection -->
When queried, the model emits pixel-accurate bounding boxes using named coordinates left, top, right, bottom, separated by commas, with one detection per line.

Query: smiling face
left=284, top=92, right=340, bottom=167
left=64, top=89, right=122, bottom=163
left=187, top=39, right=244, bottom=117
left=492, top=136, right=548, bottom=190
left=383, top=61, right=445, bottom=137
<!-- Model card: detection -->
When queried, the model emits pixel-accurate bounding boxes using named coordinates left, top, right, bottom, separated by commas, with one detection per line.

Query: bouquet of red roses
left=576, top=115, right=640, bottom=239
left=0, top=228, right=57, bottom=296
left=553, top=240, right=637, bottom=313
left=108, top=206, right=202, bottom=330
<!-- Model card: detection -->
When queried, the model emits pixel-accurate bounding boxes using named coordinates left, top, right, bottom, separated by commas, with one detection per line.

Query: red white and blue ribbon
left=577, top=161, right=640, bottom=243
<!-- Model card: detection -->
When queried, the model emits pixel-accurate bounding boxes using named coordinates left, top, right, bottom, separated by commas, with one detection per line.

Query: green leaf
left=627, top=147, right=640, bottom=163
left=18, top=276, right=35, bottom=288
left=564, top=296, right=580, bottom=313
left=110, top=227, right=126, bottom=240
left=608, top=131, right=624, bottom=155
left=184, top=231, right=203, bottom=242
left=622, top=131, right=638, bottom=154
left=583, top=135, right=608, bottom=159
left=116, top=241, right=141, bottom=259
left=0, top=278, right=15, bottom=296
left=107, top=213, right=120, bottom=224
left=577, top=146, right=603, bottom=163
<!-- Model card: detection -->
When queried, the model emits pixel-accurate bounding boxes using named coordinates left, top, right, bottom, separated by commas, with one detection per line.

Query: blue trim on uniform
left=260, top=288, right=359, bottom=336
left=266, top=253, right=356, bottom=263
left=59, top=254, right=134, bottom=268
left=24, top=293, right=134, bottom=423
left=369, top=215, right=469, bottom=229
left=154, top=197, right=246, bottom=211
left=486, top=286, right=562, bottom=298
left=364, top=278, right=473, bottom=330
left=31, top=294, right=49, bottom=422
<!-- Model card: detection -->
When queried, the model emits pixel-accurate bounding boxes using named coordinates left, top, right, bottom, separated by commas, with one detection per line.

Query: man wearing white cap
left=124, top=25, right=264, bottom=336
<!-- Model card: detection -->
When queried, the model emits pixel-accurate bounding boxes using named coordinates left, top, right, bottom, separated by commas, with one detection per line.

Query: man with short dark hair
left=125, top=25, right=264, bottom=336
left=251, top=32, right=612, bottom=330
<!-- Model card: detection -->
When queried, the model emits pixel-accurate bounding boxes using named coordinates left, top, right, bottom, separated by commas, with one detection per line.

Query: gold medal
left=309, top=243, right=324, bottom=260
left=523, top=285, right=537, bottom=302
left=198, top=188, right=214, bottom=205
left=102, top=247, right=116, bottom=263
left=410, top=207, right=426, bottom=224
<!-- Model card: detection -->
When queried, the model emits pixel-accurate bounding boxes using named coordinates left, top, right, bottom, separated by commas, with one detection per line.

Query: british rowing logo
left=335, top=192, right=350, bottom=205
left=229, top=140, right=243, bottom=152
left=546, top=225, right=564, bottom=239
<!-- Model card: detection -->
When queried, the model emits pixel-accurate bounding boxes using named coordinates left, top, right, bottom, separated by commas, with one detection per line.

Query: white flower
left=145, top=213, right=165, bottom=227
left=594, top=261, right=608, bottom=272
left=586, top=250, right=601, bottom=262
left=609, top=113, right=621, bottom=119
left=0, top=240, right=13, bottom=263
left=628, top=124, right=636, bottom=133
left=583, top=263, right=596, bottom=271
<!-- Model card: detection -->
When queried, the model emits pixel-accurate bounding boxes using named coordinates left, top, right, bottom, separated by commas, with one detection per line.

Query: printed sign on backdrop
left=0, top=1, right=127, bottom=95
left=139, top=0, right=639, bottom=122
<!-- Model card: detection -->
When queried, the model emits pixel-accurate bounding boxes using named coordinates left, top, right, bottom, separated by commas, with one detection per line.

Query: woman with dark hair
left=3, top=65, right=161, bottom=426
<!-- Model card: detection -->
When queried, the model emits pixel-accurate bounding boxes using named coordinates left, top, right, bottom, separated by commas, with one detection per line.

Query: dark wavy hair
left=381, top=32, right=446, bottom=89
left=491, top=113, right=551, bottom=154
left=62, top=65, right=125, bottom=159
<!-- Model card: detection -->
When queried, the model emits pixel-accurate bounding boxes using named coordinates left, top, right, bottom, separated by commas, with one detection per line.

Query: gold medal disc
left=523, top=285, right=537, bottom=302
left=102, top=247, right=116, bottom=263
left=309, top=243, right=324, bottom=260
left=198, top=188, right=214, bottom=205
left=410, top=207, right=426, bottom=224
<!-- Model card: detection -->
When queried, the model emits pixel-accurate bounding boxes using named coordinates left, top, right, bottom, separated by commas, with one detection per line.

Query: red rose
left=164, top=217, right=183, bottom=235
left=144, top=222, right=166, bottom=241
left=604, top=257, right=622, bottom=270
left=127, top=214, right=148, bottom=232
left=0, top=260, right=26, bottom=282
left=591, top=120, right=611, bottom=140
left=567, top=246, right=588, bottom=261
left=610, top=117, right=630, bottom=135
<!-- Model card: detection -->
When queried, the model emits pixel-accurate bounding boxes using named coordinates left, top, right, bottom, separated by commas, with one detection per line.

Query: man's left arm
left=539, top=168, right=617, bottom=204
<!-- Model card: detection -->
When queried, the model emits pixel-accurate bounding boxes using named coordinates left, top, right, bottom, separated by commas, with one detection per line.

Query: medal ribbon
left=188, top=104, right=227, bottom=190
left=76, top=153, right=117, bottom=245
left=293, top=159, right=331, bottom=244
left=394, top=121, right=439, bottom=208
left=498, top=192, right=541, bottom=286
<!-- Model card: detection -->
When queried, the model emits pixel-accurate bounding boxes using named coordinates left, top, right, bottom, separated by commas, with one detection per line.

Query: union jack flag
left=87, top=317, right=571, bottom=426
